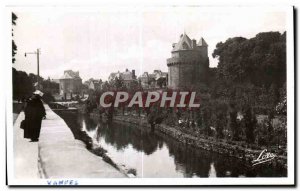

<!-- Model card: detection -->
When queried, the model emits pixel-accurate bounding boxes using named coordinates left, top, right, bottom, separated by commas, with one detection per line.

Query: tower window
left=182, top=42, right=188, bottom=49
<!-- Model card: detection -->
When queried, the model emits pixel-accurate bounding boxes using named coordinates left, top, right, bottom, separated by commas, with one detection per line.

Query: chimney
left=192, top=39, right=197, bottom=49
left=132, top=70, right=136, bottom=79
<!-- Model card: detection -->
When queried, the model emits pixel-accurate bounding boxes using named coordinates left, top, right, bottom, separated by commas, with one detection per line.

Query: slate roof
left=172, top=33, right=207, bottom=52
left=108, top=69, right=135, bottom=81
left=198, top=37, right=208, bottom=46
left=60, top=70, right=81, bottom=79
left=172, top=33, right=193, bottom=51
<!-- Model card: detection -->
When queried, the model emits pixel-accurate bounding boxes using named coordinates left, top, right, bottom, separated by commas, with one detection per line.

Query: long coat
left=24, top=95, right=46, bottom=140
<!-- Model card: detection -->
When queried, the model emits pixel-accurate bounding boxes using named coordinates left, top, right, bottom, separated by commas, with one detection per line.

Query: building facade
left=167, top=33, right=209, bottom=89
left=139, top=70, right=168, bottom=89
left=88, top=79, right=103, bottom=91
left=59, top=70, right=82, bottom=98
left=108, top=69, right=136, bottom=88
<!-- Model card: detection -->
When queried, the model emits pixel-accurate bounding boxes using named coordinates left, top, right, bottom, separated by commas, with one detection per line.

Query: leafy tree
left=229, top=103, right=239, bottom=141
left=243, top=105, right=257, bottom=143
left=269, top=83, right=280, bottom=108
left=13, top=68, right=34, bottom=100
left=156, top=77, right=167, bottom=88
left=101, top=81, right=111, bottom=91
left=267, top=111, right=275, bottom=145
left=42, top=91, right=55, bottom=103
left=41, top=78, right=59, bottom=94
left=196, top=110, right=202, bottom=129
left=128, top=80, right=140, bottom=92
left=13, top=68, right=59, bottom=102
left=212, top=101, right=227, bottom=139
left=211, top=31, right=286, bottom=115
left=256, top=118, right=269, bottom=146
left=12, top=12, right=18, bottom=63
left=109, top=76, right=125, bottom=90
left=212, top=31, right=286, bottom=88
left=201, top=107, right=211, bottom=136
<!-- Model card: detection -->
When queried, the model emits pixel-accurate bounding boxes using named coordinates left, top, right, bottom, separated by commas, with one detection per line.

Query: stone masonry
left=167, top=33, right=209, bottom=89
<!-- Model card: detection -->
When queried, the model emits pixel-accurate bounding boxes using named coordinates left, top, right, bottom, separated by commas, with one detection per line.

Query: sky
left=12, top=7, right=287, bottom=82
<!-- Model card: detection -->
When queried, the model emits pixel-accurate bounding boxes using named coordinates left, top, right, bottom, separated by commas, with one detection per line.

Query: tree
left=229, top=103, right=239, bottom=141
left=109, top=76, right=125, bottom=90
left=128, top=80, right=140, bottom=92
left=147, top=104, right=165, bottom=131
left=12, top=12, right=18, bottom=63
left=13, top=68, right=34, bottom=100
left=267, top=111, right=275, bottom=145
left=203, top=107, right=212, bottom=136
left=211, top=31, right=286, bottom=116
left=269, top=83, right=280, bottom=108
left=101, top=81, right=111, bottom=91
left=256, top=118, right=269, bottom=146
left=212, top=31, right=286, bottom=88
left=243, top=105, right=256, bottom=143
left=212, top=101, right=227, bottom=139
left=156, top=77, right=167, bottom=88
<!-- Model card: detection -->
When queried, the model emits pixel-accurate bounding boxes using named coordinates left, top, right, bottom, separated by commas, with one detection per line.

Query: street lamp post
left=25, top=48, right=41, bottom=89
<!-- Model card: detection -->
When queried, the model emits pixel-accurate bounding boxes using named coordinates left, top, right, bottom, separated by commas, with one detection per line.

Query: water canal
left=54, top=110, right=287, bottom=178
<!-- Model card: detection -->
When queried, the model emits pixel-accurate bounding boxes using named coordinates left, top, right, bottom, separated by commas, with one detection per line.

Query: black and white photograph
left=5, top=4, right=295, bottom=186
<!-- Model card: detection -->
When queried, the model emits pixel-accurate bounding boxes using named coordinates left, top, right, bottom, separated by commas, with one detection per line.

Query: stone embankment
left=113, top=115, right=287, bottom=170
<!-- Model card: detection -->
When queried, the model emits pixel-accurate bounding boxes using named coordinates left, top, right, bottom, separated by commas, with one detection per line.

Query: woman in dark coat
left=24, top=91, right=46, bottom=142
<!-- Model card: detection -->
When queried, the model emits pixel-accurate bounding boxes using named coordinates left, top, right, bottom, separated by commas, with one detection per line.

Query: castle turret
left=167, top=34, right=209, bottom=89
left=198, top=37, right=208, bottom=58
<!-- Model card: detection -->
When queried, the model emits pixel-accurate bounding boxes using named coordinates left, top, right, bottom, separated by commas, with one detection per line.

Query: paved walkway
left=41, top=105, right=127, bottom=178
left=13, top=104, right=126, bottom=179
left=13, top=112, right=39, bottom=179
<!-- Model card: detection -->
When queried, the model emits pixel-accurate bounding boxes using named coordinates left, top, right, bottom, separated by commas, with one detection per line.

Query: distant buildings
left=167, top=33, right=209, bottom=89
left=107, top=69, right=167, bottom=89
left=42, top=78, right=59, bottom=95
left=59, top=70, right=82, bottom=99
left=108, top=69, right=136, bottom=88
left=59, top=34, right=208, bottom=94
left=139, top=70, right=168, bottom=89
left=87, top=79, right=103, bottom=91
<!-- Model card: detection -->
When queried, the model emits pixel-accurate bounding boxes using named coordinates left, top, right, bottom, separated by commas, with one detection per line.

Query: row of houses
left=57, top=68, right=168, bottom=99
left=52, top=33, right=209, bottom=99
left=85, top=69, right=168, bottom=91
left=139, top=70, right=168, bottom=89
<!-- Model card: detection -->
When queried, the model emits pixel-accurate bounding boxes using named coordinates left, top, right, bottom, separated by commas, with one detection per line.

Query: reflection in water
left=56, top=111, right=287, bottom=178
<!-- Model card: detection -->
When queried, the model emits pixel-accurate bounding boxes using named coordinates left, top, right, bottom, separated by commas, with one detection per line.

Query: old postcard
left=6, top=5, right=294, bottom=186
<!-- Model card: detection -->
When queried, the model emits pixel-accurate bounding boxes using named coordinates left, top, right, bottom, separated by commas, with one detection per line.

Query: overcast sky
left=12, top=7, right=287, bottom=81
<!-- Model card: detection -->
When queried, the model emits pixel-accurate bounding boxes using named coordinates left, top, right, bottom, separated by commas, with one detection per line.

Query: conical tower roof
left=198, top=37, right=208, bottom=46
left=172, top=33, right=193, bottom=51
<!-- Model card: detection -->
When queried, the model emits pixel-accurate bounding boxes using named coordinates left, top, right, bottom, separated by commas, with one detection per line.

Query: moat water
left=55, top=110, right=287, bottom=178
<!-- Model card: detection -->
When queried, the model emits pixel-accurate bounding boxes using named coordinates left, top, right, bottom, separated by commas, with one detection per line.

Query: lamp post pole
left=25, top=48, right=41, bottom=89
left=37, top=49, right=39, bottom=85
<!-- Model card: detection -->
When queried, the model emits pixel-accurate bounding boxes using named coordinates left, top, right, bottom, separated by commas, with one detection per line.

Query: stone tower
left=167, top=33, right=209, bottom=89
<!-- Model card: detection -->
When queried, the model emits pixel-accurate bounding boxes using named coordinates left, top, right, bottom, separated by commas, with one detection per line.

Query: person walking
left=24, top=90, right=46, bottom=142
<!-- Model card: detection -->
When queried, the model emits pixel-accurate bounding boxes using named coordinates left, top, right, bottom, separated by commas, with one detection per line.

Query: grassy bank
left=113, top=114, right=287, bottom=172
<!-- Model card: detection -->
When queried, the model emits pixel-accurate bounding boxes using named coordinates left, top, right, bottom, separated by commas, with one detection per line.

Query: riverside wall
left=113, top=115, right=287, bottom=170
left=38, top=104, right=126, bottom=178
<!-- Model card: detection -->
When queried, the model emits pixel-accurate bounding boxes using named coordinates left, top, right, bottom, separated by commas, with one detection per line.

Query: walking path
left=39, top=104, right=126, bottom=178
left=13, top=104, right=126, bottom=179
left=13, top=111, right=39, bottom=179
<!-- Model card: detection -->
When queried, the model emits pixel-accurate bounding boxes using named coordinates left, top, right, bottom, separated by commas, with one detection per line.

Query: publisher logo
left=252, top=149, right=277, bottom=166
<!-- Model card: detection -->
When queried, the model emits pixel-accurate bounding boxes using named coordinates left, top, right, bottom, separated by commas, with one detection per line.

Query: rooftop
left=60, top=70, right=81, bottom=80
left=172, top=33, right=207, bottom=52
